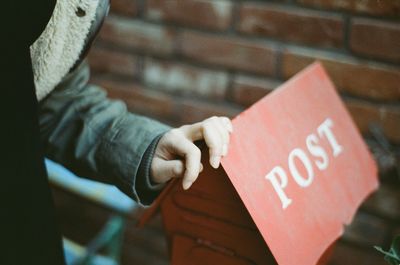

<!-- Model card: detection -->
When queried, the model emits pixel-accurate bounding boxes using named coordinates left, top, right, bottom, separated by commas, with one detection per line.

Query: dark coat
left=1, top=1, right=169, bottom=264
left=39, top=61, right=170, bottom=206
left=1, top=1, right=66, bottom=265
left=35, top=0, right=169, bottom=206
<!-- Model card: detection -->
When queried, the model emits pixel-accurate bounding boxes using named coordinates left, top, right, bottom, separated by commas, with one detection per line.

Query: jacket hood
left=30, top=0, right=100, bottom=101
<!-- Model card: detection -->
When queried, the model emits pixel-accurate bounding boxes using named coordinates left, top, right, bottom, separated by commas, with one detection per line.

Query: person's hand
left=151, top=116, right=233, bottom=190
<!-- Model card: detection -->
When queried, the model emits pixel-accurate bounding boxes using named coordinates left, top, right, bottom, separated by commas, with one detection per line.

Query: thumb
left=151, top=158, right=185, bottom=184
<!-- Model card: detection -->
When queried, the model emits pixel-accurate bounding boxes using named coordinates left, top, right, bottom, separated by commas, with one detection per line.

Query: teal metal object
left=45, top=159, right=139, bottom=265
left=62, top=216, right=124, bottom=265
left=45, top=159, right=136, bottom=215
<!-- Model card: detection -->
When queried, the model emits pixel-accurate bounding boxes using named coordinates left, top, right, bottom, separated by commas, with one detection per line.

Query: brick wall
left=84, top=0, right=400, bottom=264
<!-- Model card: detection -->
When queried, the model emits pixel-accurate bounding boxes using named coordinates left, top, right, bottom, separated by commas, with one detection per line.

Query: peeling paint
left=147, top=8, right=163, bottom=20
left=211, top=1, right=232, bottom=20
left=335, top=0, right=350, bottom=9
left=144, top=59, right=228, bottom=97
left=355, top=0, right=372, bottom=12
left=108, top=17, right=170, bottom=42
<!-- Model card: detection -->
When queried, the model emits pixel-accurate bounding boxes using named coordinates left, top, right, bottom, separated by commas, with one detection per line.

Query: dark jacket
left=1, top=1, right=169, bottom=264
left=1, top=1, right=66, bottom=265
left=36, top=0, right=170, bottom=206
left=39, top=61, right=170, bottom=205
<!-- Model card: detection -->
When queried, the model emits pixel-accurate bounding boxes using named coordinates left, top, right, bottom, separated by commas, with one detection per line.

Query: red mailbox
left=153, top=153, right=335, bottom=265
left=141, top=62, right=378, bottom=265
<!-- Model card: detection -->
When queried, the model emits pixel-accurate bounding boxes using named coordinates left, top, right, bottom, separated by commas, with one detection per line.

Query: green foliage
left=375, top=235, right=400, bottom=265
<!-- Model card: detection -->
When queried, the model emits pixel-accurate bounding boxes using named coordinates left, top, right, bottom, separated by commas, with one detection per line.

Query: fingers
left=202, top=122, right=222, bottom=168
left=169, top=137, right=202, bottom=190
left=200, top=116, right=233, bottom=169
left=211, top=118, right=229, bottom=156
left=152, top=116, right=233, bottom=190
left=151, top=158, right=185, bottom=183
left=183, top=145, right=201, bottom=190
left=221, top=117, right=233, bottom=133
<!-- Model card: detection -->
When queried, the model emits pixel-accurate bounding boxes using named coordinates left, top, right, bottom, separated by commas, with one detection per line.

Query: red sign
left=221, top=62, right=378, bottom=265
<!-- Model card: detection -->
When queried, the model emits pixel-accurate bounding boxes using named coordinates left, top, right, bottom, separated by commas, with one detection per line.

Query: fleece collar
left=30, top=0, right=100, bottom=101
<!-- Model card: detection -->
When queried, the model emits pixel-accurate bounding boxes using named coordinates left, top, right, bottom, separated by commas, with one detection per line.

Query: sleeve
left=38, top=61, right=171, bottom=205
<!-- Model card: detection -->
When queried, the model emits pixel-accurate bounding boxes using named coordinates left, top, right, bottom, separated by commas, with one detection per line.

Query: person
left=1, top=1, right=232, bottom=264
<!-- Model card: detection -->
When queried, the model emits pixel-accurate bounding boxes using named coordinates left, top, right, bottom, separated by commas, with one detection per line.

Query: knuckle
left=206, top=116, right=218, bottom=123
left=193, top=147, right=201, bottom=158
left=185, top=145, right=201, bottom=160
left=179, top=124, right=189, bottom=132
left=211, top=116, right=219, bottom=122
left=202, top=119, right=212, bottom=128
left=221, top=116, right=232, bottom=126
left=208, top=143, right=218, bottom=150
left=173, top=164, right=182, bottom=176
left=169, top=128, right=183, bottom=138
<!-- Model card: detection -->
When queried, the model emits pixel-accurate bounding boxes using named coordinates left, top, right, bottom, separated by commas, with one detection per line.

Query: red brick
left=328, top=242, right=388, bottom=265
left=178, top=99, right=242, bottom=124
left=282, top=47, right=400, bottom=101
left=297, top=0, right=400, bottom=16
left=146, top=0, right=233, bottom=30
left=98, top=15, right=177, bottom=55
left=342, top=212, right=388, bottom=246
left=238, top=3, right=344, bottom=48
left=93, top=78, right=177, bottom=123
left=231, top=75, right=280, bottom=107
left=88, top=47, right=140, bottom=77
left=181, top=31, right=277, bottom=76
left=110, top=0, right=138, bottom=17
left=350, top=18, right=400, bottom=63
left=345, top=99, right=400, bottom=143
left=363, top=184, right=400, bottom=220
left=143, top=58, right=229, bottom=99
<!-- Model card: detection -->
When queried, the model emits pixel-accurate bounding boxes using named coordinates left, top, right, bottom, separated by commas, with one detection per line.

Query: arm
left=39, top=61, right=233, bottom=204
left=39, top=61, right=170, bottom=205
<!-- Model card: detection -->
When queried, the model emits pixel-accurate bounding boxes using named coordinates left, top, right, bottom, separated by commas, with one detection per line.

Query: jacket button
left=76, top=7, right=86, bottom=17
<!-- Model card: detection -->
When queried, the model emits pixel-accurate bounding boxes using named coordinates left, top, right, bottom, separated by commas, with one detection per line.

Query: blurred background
left=51, top=0, right=400, bottom=264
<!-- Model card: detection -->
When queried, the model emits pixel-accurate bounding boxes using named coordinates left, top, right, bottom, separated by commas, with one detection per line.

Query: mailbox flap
left=221, top=62, right=379, bottom=265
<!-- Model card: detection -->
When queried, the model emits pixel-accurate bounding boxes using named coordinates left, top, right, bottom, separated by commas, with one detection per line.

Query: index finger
left=170, top=137, right=202, bottom=190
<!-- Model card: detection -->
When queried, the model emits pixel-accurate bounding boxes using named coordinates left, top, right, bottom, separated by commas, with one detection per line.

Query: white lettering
left=306, top=133, right=329, bottom=170
left=318, top=118, right=343, bottom=157
left=265, top=166, right=292, bottom=209
left=288, top=148, right=314, bottom=187
left=264, top=117, right=344, bottom=210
